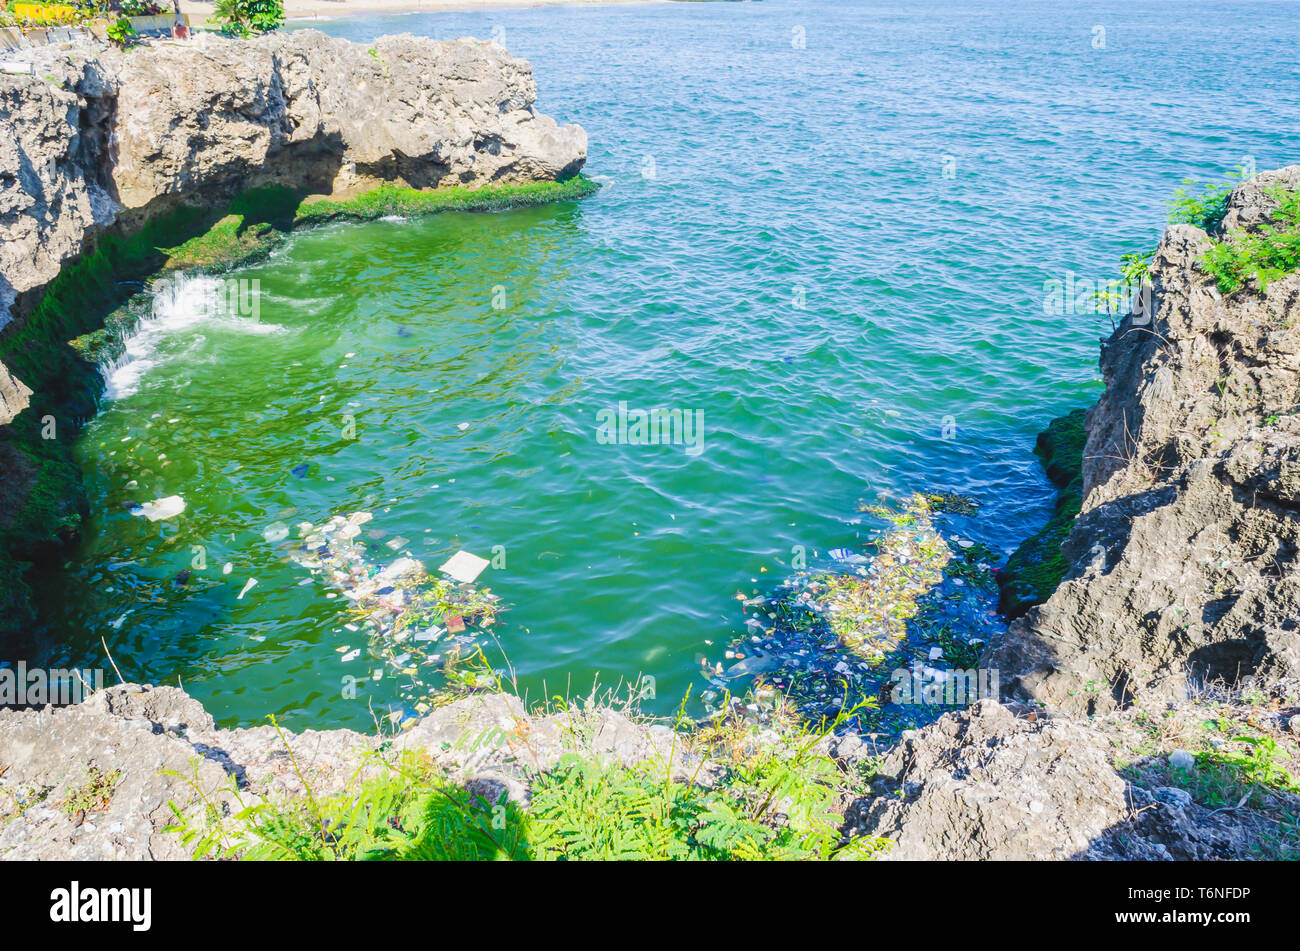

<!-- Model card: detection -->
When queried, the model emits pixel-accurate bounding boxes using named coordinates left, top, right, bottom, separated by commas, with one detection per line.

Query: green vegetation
left=1103, top=170, right=1300, bottom=306
left=165, top=700, right=890, bottom=861
left=295, top=176, right=601, bottom=225
left=1167, top=170, right=1248, bottom=233
left=998, top=408, right=1086, bottom=617
left=209, top=0, right=283, bottom=37
left=161, top=213, right=283, bottom=272
left=104, top=14, right=135, bottom=46
left=1201, top=186, right=1300, bottom=295
left=59, top=766, right=121, bottom=825
left=1112, top=698, right=1300, bottom=860
left=1188, top=729, right=1300, bottom=805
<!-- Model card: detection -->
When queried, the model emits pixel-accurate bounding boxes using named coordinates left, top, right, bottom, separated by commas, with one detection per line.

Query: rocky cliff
left=994, top=166, right=1300, bottom=715
left=0, top=28, right=587, bottom=422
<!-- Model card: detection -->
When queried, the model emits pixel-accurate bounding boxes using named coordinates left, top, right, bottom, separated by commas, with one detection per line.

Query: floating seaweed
left=703, top=494, right=1004, bottom=737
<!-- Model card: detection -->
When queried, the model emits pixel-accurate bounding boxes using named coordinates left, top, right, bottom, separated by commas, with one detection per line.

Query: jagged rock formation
left=0, top=684, right=692, bottom=860
left=845, top=702, right=1127, bottom=859
left=0, top=28, right=588, bottom=420
left=993, top=167, right=1300, bottom=714
left=843, top=700, right=1287, bottom=860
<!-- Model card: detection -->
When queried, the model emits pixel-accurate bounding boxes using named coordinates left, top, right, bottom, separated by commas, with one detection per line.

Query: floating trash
left=439, top=550, right=490, bottom=584
left=262, top=521, right=290, bottom=543
left=136, top=495, right=185, bottom=521
left=282, top=511, right=504, bottom=716
left=703, top=493, right=1005, bottom=736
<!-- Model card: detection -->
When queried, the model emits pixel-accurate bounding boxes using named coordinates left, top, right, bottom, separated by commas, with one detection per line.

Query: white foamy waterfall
left=99, top=271, right=280, bottom=401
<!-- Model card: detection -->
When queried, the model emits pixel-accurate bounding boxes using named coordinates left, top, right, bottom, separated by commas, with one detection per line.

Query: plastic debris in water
left=282, top=511, right=502, bottom=714
left=237, top=578, right=258, bottom=600
left=439, top=550, right=490, bottom=584
left=263, top=521, right=290, bottom=543
left=137, top=495, right=185, bottom=521
left=291, top=463, right=310, bottom=478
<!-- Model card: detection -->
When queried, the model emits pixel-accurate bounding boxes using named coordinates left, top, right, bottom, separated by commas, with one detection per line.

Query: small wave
left=102, top=273, right=286, bottom=401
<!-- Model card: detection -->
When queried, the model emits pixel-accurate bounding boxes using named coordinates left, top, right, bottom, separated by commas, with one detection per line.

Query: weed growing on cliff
left=1200, top=187, right=1300, bottom=295
left=1192, top=731, right=1300, bottom=804
left=165, top=686, right=890, bottom=861
left=1095, top=169, right=1252, bottom=320
left=167, top=751, right=527, bottom=860
left=60, top=766, right=121, bottom=826
left=1168, top=171, right=1248, bottom=233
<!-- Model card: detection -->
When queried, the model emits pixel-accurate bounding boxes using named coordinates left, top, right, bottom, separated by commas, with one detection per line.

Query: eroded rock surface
left=993, top=167, right=1300, bottom=714
left=0, top=685, right=698, bottom=860
left=844, top=700, right=1292, bottom=860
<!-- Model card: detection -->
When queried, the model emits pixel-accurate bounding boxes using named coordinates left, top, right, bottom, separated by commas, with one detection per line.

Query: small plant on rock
left=60, top=766, right=122, bottom=826
left=105, top=15, right=136, bottom=46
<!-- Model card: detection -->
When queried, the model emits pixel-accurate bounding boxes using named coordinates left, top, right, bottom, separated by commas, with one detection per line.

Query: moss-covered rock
left=997, top=408, right=1086, bottom=618
left=294, top=175, right=600, bottom=225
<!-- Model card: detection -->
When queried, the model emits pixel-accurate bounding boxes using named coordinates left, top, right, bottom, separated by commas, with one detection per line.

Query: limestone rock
left=992, top=168, right=1300, bottom=713
left=846, top=702, right=1128, bottom=860
left=0, top=684, right=695, bottom=860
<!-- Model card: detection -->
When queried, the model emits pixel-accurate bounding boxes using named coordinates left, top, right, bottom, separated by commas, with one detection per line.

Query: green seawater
left=29, top=0, right=1300, bottom=728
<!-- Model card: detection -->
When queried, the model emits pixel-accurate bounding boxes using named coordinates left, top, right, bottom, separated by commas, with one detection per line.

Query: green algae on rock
left=996, top=408, right=1086, bottom=619
left=294, top=176, right=601, bottom=226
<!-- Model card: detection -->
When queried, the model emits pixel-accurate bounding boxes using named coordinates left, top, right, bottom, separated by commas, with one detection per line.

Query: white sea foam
left=101, top=272, right=285, bottom=400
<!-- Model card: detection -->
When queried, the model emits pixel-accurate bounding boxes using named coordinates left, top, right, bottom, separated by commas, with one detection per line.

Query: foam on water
left=102, top=272, right=286, bottom=400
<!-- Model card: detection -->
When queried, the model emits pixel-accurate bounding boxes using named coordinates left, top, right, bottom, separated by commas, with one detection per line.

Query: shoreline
left=178, top=0, right=670, bottom=23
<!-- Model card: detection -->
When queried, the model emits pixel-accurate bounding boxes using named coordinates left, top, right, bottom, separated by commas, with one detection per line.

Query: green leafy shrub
left=105, top=14, right=135, bottom=45
left=1200, top=187, right=1300, bottom=294
left=166, top=704, right=891, bottom=861
left=168, top=752, right=528, bottom=860
left=209, top=0, right=282, bottom=37
left=1167, top=168, right=1251, bottom=233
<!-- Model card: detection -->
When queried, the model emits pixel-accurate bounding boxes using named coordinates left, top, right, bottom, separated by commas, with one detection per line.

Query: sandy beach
left=178, top=0, right=666, bottom=23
